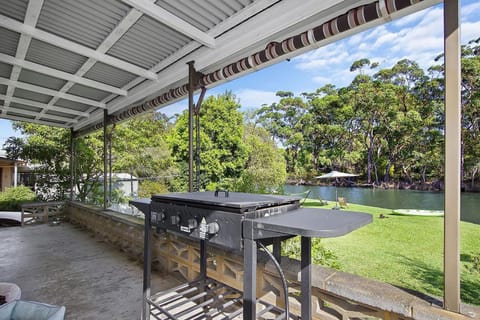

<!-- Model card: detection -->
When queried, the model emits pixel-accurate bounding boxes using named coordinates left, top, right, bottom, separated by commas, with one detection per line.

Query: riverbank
left=284, top=184, right=480, bottom=224
left=287, top=178, right=480, bottom=192
left=301, top=199, right=480, bottom=306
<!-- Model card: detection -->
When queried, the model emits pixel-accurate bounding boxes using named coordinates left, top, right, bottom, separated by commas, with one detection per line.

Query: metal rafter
left=0, top=14, right=158, bottom=80
left=0, top=94, right=90, bottom=117
left=0, top=77, right=106, bottom=108
left=120, top=0, right=216, bottom=48
left=0, top=113, right=69, bottom=128
left=39, top=5, right=150, bottom=122
left=76, top=0, right=395, bottom=130
left=2, top=106, right=78, bottom=123
left=3, top=0, right=44, bottom=112
left=96, top=0, right=280, bottom=110
left=0, top=53, right=127, bottom=96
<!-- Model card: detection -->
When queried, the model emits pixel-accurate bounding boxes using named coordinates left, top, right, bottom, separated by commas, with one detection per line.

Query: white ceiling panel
left=13, top=88, right=52, bottom=103
left=0, top=62, right=12, bottom=78
left=37, top=0, right=131, bottom=49
left=0, top=0, right=28, bottom=22
left=54, top=98, right=93, bottom=113
left=67, top=84, right=111, bottom=101
left=9, top=101, right=42, bottom=113
left=0, top=27, right=21, bottom=57
left=83, top=61, right=137, bottom=88
left=25, top=39, right=89, bottom=74
left=107, top=15, right=190, bottom=69
left=18, top=69, right=67, bottom=90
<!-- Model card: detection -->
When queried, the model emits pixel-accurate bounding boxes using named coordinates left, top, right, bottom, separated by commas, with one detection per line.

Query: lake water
left=284, top=185, right=480, bottom=225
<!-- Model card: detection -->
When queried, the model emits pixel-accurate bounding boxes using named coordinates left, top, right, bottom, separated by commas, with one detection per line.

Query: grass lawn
left=301, top=199, right=480, bottom=306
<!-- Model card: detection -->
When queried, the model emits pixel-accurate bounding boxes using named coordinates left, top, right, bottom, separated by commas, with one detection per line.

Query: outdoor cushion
left=0, top=283, right=21, bottom=304
left=0, top=300, right=65, bottom=320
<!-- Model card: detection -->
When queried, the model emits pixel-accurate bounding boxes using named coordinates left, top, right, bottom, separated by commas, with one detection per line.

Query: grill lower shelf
left=147, top=278, right=298, bottom=320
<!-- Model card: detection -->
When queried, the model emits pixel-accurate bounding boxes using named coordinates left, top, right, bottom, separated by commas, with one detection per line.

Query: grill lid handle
left=214, top=189, right=229, bottom=197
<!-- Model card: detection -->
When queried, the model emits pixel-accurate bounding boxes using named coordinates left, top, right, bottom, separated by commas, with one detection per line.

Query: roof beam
left=104, top=0, right=438, bottom=118
left=0, top=94, right=90, bottom=117
left=120, top=0, right=215, bottom=48
left=2, top=106, right=78, bottom=123
left=0, top=53, right=127, bottom=96
left=0, top=14, right=158, bottom=80
left=0, top=77, right=106, bottom=108
left=44, top=7, right=148, bottom=124
left=100, top=0, right=279, bottom=107
left=3, top=0, right=44, bottom=110
left=106, top=0, right=355, bottom=115
left=0, top=112, right=70, bottom=128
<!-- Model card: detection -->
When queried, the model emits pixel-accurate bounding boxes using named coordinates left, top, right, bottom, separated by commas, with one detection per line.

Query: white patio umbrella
left=315, top=171, right=358, bottom=209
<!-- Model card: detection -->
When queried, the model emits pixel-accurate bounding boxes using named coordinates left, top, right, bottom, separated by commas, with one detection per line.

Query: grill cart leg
left=243, top=238, right=257, bottom=320
left=301, top=236, right=312, bottom=320
left=142, top=207, right=152, bottom=320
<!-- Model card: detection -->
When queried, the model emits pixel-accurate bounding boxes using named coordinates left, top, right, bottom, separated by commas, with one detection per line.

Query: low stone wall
left=65, top=201, right=478, bottom=320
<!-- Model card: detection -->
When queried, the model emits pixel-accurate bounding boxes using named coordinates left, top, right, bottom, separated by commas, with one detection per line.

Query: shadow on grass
left=396, top=255, right=480, bottom=306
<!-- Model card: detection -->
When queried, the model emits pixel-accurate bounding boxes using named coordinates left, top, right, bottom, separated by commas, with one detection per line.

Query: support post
left=194, top=87, right=206, bottom=191
left=109, top=125, right=113, bottom=202
left=103, top=109, right=108, bottom=209
left=187, top=61, right=195, bottom=192
left=142, top=204, right=152, bottom=320
left=443, top=0, right=461, bottom=312
left=301, top=236, right=312, bottom=319
left=13, top=162, right=17, bottom=187
left=69, top=128, right=75, bottom=201
left=243, top=237, right=257, bottom=320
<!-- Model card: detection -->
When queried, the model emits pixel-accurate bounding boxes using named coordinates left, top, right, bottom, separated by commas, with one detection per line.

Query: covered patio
left=0, top=0, right=472, bottom=318
left=0, top=220, right=183, bottom=319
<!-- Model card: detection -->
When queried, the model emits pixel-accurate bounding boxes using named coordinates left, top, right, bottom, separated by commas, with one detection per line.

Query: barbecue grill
left=131, top=191, right=372, bottom=319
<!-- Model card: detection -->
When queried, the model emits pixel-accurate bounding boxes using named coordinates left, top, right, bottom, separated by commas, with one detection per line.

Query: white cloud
left=392, top=9, right=426, bottom=28
left=462, top=21, right=480, bottom=43
left=463, top=2, right=480, bottom=18
left=234, top=89, right=279, bottom=108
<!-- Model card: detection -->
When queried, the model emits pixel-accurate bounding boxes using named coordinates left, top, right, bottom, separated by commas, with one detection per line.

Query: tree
left=112, top=111, right=175, bottom=185
left=6, top=122, right=72, bottom=200
left=236, top=124, right=287, bottom=193
left=3, top=137, right=24, bottom=160
left=255, top=91, right=308, bottom=176
left=168, top=92, right=248, bottom=190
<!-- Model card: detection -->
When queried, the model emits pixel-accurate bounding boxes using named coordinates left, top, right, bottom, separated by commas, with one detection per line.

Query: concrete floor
left=0, top=222, right=183, bottom=319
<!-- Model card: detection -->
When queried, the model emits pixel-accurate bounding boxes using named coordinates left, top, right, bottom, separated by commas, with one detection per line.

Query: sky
left=1, top=0, right=479, bottom=146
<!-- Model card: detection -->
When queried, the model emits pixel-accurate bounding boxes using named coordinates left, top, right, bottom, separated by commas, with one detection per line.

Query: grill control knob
left=188, top=218, right=198, bottom=229
left=208, top=222, right=220, bottom=235
left=171, top=215, right=180, bottom=225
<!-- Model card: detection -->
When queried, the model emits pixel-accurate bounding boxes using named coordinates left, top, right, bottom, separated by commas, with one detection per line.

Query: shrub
left=138, top=180, right=169, bottom=197
left=282, top=236, right=340, bottom=269
left=0, top=186, right=37, bottom=211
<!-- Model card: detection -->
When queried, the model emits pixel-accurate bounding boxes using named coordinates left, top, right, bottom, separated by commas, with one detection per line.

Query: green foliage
left=74, top=134, right=104, bottom=203
left=254, top=40, right=480, bottom=187
left=9, top=123, right=72, bottom=200
left=138, top=180, right=169, bottom=197
left=112, top=111, right=175, bottom=179
left=169, top=92, right=248, bottom=191
left=84, top=185, right=130, bottom=206
left=282, top=236, right=340, bottom=269
left=0, top=186, right=36, bottom=211
left=236, top=124, right=286, bottom=193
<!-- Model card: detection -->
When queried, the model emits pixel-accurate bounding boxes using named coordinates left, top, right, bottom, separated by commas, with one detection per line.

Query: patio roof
left=0, top=0, right=440, bottom=134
